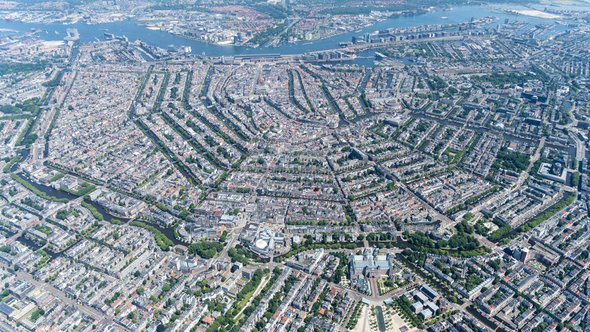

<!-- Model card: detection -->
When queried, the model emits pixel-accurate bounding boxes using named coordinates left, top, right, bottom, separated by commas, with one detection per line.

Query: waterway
left=17, top=172, right=77, bottom=201
left=82, top=198, right=125, bottom=223
left=0, top=5, right=565, bottom=57
left=0, top=224, right=15, bottom=238
left=16, top=233, right=43, bottom=249
left=375, top=305, right=387, bottom=332
left=16, top=173, right=184, bottom=245
left=142, top=220, right=184, bottom=246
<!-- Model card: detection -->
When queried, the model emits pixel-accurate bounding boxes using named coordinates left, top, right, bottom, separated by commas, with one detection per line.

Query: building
left=420, top=285, right=440, bottom=301
left=349, top=248, right=394, bottom=278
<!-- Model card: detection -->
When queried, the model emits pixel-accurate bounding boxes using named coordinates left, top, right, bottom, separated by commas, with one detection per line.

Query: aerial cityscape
left=0, top=0, right=590, bottom=331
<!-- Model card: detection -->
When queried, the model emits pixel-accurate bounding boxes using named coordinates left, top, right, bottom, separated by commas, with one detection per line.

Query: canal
left=17, top=172, right=78, bottom=201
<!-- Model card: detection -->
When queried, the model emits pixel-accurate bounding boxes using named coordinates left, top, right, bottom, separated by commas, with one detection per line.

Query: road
left=234, top=273, right=270, bottom=321
left=368, top=280, right=415, bottom=304
left=29, top=55, right=79, bottom=163
left=267, top=268, right=306, bottom=330
left=3, top=265, right=127, bottom=329
left=517, top=136, right=545, bottom=189
left=264, top=18, right=301, bottom=48
left=305, top=35, right=467, bottom=55
left=467, top=136, right=546, bottom=250
left=560, top=101, right=585, bottom=162
left=375, top=164, right=453, bottom=226
left=569, top=129, right=586, bottom=162
left=210, top=199, right=251, bottom=266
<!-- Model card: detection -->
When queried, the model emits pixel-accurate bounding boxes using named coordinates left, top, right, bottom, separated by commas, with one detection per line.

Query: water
left=17, top=172, right=77, bottom=201
left=16, top=234, right=44, bottom=251
left=147, top=221, right=183, bottom=246
left=82, top=198, right=125, bottom=223
left=0, top=5, right=559, bottom=57
left=375, top=305, right=387, bottom=332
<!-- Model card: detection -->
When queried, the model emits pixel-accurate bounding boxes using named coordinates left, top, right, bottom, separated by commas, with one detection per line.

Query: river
left=0, top=5, right=563, bottom=57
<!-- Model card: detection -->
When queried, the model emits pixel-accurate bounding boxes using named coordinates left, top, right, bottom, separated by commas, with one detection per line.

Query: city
left=0, top=0, right=590, bottom=331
